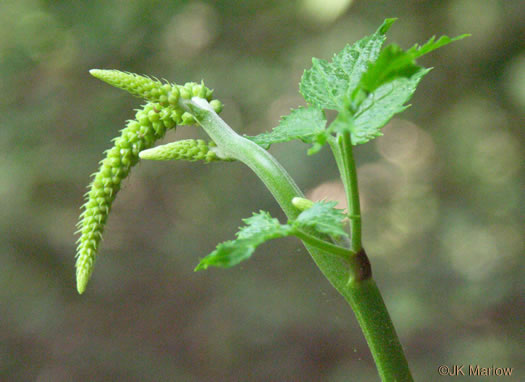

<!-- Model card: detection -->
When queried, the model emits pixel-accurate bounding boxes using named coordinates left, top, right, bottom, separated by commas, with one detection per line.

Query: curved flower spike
left=90, top=69, right=176, bottom=105
left=89, top=70, right=223, bottom=125
left=75, top=102, right=177, bottom=294
left=139, top=139, right=233, bottom=162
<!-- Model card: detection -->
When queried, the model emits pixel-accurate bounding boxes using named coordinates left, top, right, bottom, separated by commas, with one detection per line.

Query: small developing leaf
left=297, top=20, right=467, bottom=147
left=294, top=201, right=348, bottom=238
left=354, top=70, right=429, bottom=143
left=246, top=106, right=326, bottom=151
left=333, top=68, right=430, bottom=145
left=358, top=34, right=468, bottom=94
left=194, top=240, right=254, bottom=271
left=341, top=34, right=468, bottom=145
left=408, top=34, right=470, bottom=58
left=236, top=211, right=292, bottom=240
left=195, top=202, right=351, bottom=271
left=357, top=45, right=421, bottom=94
left=300, top=58, right=348, bottom=110
left=300, top=19, right=395, bottom=110
left=195, top=212, right=293, bottom=270
left=333, top=18, right=398, bottom=93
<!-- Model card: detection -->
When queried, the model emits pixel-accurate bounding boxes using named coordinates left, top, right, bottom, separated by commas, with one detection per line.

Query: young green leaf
left=236, top=211, right=292, bottom=240
left=349, top=69, right=430, bottom=144
left=294, top=201, right=348, bottom=238
left=333, top=18, right=398, bottom=93
left=300, top=19, right=395, bottom=110
left=195, top=202, right=351, bottom=271
left=409, top=34, right=470, bottom=59
left=358, top=34, right=469, bottom=94
left=342, top=34, right=468, bottom=145
left=298, top=20, right=467, bottom=147
left=357, top=45, right=421, bottom=95
left=246, top=106, right=326, bottom=150
left=194, top=212, right=293, bottom=270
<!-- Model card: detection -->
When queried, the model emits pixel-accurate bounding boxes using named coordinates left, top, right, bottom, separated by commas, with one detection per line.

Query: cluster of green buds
left=89, top=70, right=222, bottom=125
left=75, top=70, right=224, bottom=294
left=140, top=139, right=232, bottom=162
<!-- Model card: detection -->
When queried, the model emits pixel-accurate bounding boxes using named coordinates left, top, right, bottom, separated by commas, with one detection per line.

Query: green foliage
left=349, top=69, right=430, bottom=144
left=249, top=19, right=466, bottom=150
left=246, top=106, right=326, bottom=151
left=358, top=34, right=469, bottom=94
left=300, top=18, right=395, bottom=111
left=195, top=211, right=293, bottom=270
left=195, top=202, right=348, bottom=270
left=293, top=201, right=347, bottom=237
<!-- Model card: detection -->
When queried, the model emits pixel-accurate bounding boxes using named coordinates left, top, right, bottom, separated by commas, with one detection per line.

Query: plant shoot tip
left=89, top=69, right=103, bottom=76
left=76, top=276, right=87, bottom=294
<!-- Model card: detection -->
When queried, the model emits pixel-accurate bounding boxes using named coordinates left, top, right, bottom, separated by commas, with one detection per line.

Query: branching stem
left=186, top=98, right=413, bottom=382
left=292, top=229, right=355, bottom=259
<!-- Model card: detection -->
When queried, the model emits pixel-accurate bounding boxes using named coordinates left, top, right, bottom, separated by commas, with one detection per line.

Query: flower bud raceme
left=76, top=70, right=225, bottom=294
left=75, top=102, right=177, bottom=294
left=139, top=139, right=231, bottom=162
left=89, top=70, right=223, bottom=125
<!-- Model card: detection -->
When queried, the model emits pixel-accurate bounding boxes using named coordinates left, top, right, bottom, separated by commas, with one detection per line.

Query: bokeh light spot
left=443, top=222, right=502, bottom=281
left=389, top=187, right=439, bottom=235
left=358, top=162, right=403, bottom=212
left=307, top=180, right=347, bottom=210
left=447, top=0, right=503, bottom=50
left=503, top=53, right=525, bottom=110
left=18, top=11, right=62, bottom=61
left=299, top=0, right=353, bottom=25
left=162, top=2, right=218, bottom=60
left=471, top=131, right=521, bottom=184
left=377, top=119, right=436, bottom=172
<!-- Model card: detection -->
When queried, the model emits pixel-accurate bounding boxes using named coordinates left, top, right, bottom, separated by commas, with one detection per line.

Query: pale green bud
left=139, top=139, right=231, bottom=162
left=292, top=197, right=315, bottom=211
left=179, top=87, right=192, bottom=100
left=210, top=99, right=223, bottom=113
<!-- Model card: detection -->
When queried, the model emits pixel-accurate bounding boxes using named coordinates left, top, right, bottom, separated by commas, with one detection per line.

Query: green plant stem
left=292, top=229, right=355, bottom=259
left=339, top=131, right=362, bottom=252
left=345, top=278, right=413, bottom=382
left=185, top=98, right=413, bottom=382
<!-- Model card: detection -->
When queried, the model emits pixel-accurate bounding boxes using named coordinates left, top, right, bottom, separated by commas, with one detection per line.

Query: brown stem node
left=355, top=248, right=372, bottom=281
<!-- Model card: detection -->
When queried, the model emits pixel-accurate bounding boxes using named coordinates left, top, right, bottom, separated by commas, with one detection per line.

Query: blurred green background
left=1, top=0, right=523, bottom=381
